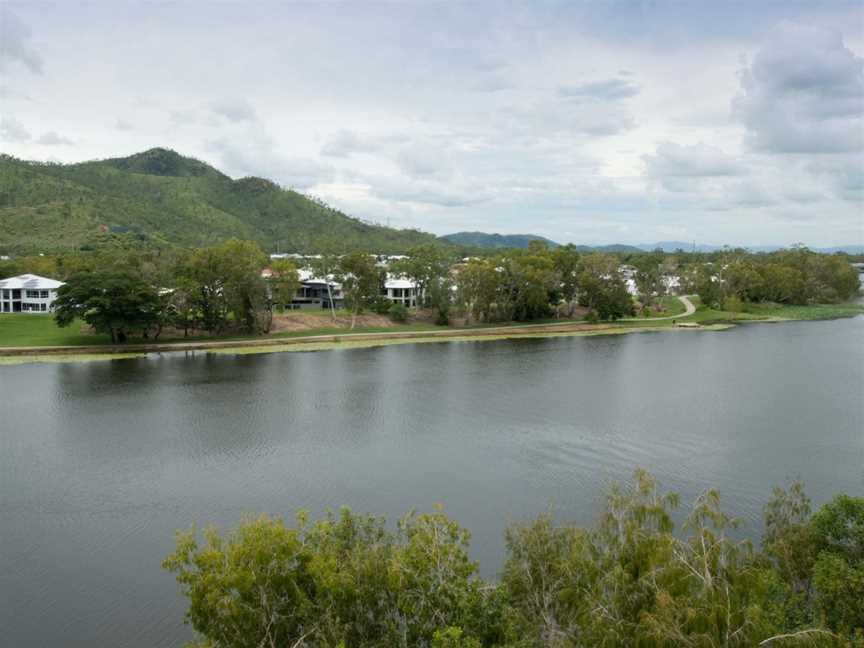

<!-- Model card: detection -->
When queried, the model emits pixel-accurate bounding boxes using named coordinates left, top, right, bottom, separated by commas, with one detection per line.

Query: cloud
left=733, top=22, right=864, bottom=153
left=397, top=142, right=451, bottom=178
left=0, top=9, right=43, bottom=74
left=208, top=98, right=257, bottom=123
left=208, top=135, right=332, bottom=190
left=321, top=130, right=381, bottom=157
left=0, top=116, right=31, bottom=142
left=115, top=119, right=134, bottom=131
left=169, top=109, right=198, bottom=126
left=367, top=175, right=493, bottom=208
left=644, top=142, right=746, bottom=191
left=36, top=131, right=74, bottom=146
left=558, top=78, right=640, bottom=101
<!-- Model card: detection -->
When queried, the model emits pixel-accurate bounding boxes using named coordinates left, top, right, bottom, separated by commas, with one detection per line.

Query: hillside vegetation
left=0, top=148, right=437, bottom=254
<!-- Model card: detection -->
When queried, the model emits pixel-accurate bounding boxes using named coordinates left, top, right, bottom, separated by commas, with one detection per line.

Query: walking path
left=622, top=295, right=696, bottom=322
left=0, top=297, right=699, bottom=357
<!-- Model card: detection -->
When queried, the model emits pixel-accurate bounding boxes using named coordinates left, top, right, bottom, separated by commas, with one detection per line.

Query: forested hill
left=440, top=231, right=561, bottom=249
left=0, top=148, right=438, bottom=255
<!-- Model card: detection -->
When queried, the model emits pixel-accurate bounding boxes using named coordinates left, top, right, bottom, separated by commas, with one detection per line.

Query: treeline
left=3, top=239, right=860, bottom=342
left=164, top=471, right=864, bottom=647
left=681, top=249, right=860, bottom=310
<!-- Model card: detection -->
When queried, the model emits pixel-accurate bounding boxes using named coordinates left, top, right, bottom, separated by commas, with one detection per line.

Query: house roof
left=0, top=274, right=65, bottom=290
left=384, top=275, right=418, bottom=289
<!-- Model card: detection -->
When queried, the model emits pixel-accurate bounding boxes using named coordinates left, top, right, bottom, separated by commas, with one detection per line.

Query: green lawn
left=633, top=295, right=687, bottom=318
left=0, top=314, right=111, bottom=346
left=0, top=314, right=448, bottom=348
left=2, top=300, right=861, bottom=348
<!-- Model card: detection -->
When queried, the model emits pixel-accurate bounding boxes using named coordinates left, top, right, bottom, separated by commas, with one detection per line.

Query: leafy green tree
left=393, top=245, right=453, bottom=310
left=54, top=270, right=162, bottom=343
left=455, top=259, right=502, bottom=324
left=311, top=254, right=341, bottom=322
left=184, top=239, right=269, bottom=334
left=268, top=258, right=301, bottom=312
left=810, top=495, right=864, bottom=636
left=552, top=244, right=581, bottom=316
left=163, top=514, right=316, bottom=648
left=337, top=252, right=382, bottom=329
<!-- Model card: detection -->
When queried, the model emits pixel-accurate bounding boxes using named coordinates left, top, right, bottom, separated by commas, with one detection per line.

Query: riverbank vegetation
left=164, top=470, right=864, bottom=647
left=1, top=238, right=860, bottom=348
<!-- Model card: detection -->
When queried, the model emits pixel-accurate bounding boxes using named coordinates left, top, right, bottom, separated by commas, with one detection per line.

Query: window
left=41, top=303, right=47, bottom=312
left=26, top=290, right=40, bottom=299
left=40, top=290, right=49, bottom=299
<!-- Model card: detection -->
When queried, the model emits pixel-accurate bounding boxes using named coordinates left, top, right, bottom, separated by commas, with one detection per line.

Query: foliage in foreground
left=164, top=471, right=863, bottom=647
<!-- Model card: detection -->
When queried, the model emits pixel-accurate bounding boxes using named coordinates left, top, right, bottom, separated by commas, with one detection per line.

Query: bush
left=388, top=302, right=408, bottom=322
left=371, top=296, right=393, bottom=315
left=165, top=475, right=863, bottom=647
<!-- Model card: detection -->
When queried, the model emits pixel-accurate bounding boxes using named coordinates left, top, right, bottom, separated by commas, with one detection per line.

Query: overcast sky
left=1, top=1, right=863, bottom=246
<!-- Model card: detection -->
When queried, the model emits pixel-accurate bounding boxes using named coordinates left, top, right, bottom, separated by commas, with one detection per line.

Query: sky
left=1, top=1, right=863, bottom=247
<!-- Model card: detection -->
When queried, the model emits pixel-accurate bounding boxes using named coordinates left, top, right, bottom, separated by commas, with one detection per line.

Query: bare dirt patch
left=270, top=312, right=396, bottom=332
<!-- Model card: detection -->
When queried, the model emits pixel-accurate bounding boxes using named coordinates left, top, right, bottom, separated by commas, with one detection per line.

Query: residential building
left=0, top=274, right=65, bottom=313
left=383, top=275, right=420, bottom=307
left=291, top=269, right=344, bottom=310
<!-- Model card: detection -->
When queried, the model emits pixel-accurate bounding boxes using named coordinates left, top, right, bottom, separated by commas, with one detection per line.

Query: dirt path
left=0, top=297, right=700, bottom=358
left=622, top=295, right=696, bottom=322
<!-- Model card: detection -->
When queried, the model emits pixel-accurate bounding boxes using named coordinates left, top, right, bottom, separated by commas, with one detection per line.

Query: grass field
left=0, top=314, right=443, bottom=347
left=633, top=295, right=687, bottom=318
left=1, top=299, right=861, bottom=349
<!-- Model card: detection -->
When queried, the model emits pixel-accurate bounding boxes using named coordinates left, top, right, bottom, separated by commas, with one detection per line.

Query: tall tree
left=337, top=252, right=382, bottom=329
left=54, top=270, right=163, bottom=343
left=393, top=244, right=453, bottom=310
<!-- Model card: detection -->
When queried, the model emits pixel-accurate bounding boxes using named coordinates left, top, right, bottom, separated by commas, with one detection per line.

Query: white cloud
left=0, top=116, right=31, bottom=142
left=208, top=98, right=257, bottom=123
left=0, top=9, right=43, bottom=74
left=321, top=130, right=381, bottom=157
left=36, top=131, right=74, bottom=146
left=558, top=78, right=640, bottom=101
left=644, top=142, right=746, bottom=192
left=733, top=22, right=864, bottom=153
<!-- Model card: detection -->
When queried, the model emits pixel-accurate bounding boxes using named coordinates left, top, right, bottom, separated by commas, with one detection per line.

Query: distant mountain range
left=441, top=232, right=864, bottom=255
left=0, top=148, right=437, bottom=255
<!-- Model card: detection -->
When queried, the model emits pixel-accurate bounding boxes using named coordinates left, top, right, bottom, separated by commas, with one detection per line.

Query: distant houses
left=267, top=254, right=422, bottom=311
left=0, top=274, right=65, bottom=313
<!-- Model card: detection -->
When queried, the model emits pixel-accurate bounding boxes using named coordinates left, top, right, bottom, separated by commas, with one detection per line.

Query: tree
left=552, top=244, right=581, bottom=316
left=54, top=270, right=162, bottom=343
left=455, top=259, right=502, bottom=324
left=268, top=258, right=301, bottom=313
left=577, top=254, right=634, bottom=321
left=337, top=252, right=382, bottom=329
left=311, top=254, right=341, bottom=322
left=393, top=245, right=453, bottom=310
left=184, top=239, right=270, bottom=334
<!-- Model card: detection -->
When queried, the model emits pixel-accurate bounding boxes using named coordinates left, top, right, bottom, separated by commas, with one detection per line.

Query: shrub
left=388, top=302, right=408, bottom=322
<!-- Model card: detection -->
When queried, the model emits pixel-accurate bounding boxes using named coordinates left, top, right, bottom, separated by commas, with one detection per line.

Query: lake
left=1, top=318, right=863, bottom=647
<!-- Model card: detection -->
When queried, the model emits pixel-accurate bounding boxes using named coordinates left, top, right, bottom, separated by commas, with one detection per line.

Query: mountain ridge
left=0, top=148, right=437, bottom=255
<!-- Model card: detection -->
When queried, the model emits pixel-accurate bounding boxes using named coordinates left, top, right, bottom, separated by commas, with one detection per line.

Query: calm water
left=2, top=318, right=863, bottom=647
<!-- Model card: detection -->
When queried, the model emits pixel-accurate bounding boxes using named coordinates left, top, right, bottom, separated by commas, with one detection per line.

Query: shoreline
left=2, top=295, right=861, bottom=365
left=0, top=317, right=815, bottom=366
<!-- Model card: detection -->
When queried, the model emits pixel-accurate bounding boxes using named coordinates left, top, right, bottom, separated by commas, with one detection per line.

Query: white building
left=383, top=275, right=420, bottom=307
left=0, top=274, right=65, bottom=313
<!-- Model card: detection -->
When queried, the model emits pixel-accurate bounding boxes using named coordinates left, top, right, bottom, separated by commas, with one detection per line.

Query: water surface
left=2, top=319, right=863, bottom=647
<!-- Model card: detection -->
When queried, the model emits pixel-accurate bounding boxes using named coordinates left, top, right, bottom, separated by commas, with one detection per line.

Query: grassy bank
left=0, top=300, right=860, bottom=362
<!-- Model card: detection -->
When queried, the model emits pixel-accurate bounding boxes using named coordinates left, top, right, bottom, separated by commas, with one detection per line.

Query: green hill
left=440, top=231, right=560, bottom=249
left=0, top=148, right=438, bottom=255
